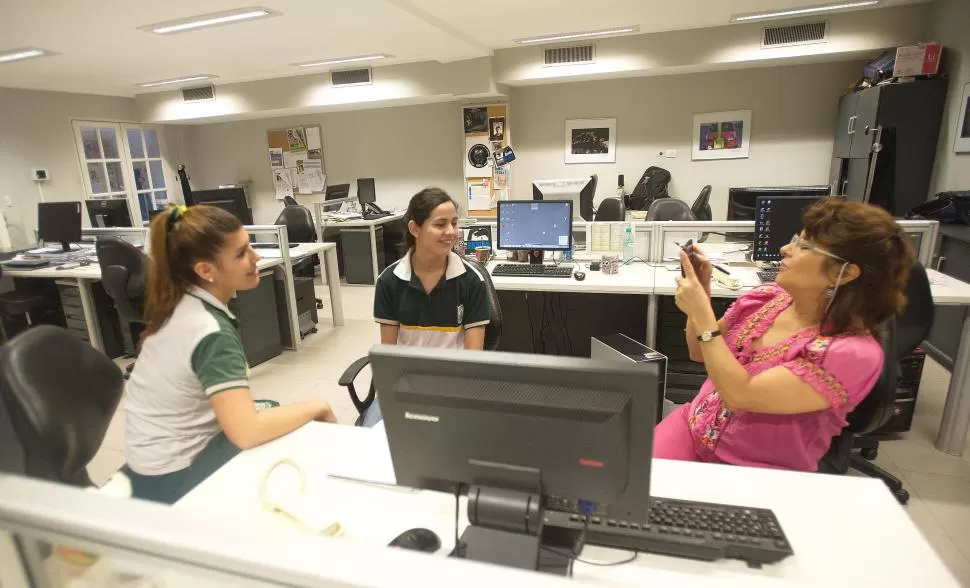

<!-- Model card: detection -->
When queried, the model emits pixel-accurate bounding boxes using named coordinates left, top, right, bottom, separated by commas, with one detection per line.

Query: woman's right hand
left=685, top=244, right=713, bottom=295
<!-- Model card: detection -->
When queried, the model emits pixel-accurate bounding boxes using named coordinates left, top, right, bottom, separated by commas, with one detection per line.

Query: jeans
left=123, top=432, right=240, bottom=505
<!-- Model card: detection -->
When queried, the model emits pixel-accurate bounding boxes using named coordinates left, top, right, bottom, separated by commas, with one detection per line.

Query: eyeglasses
left=789, top=234, right=847, bottom=262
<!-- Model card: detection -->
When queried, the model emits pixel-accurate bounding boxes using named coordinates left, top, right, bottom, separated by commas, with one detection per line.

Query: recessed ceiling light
left=293, top=54, right=392, bottom=68
left=140, top=7, right=278, bottom=34
left=0, top=48, right=53, bottom=64
left=137, top=74, right=218, bottom=88
left=514, top=26, right=639, bottom=45
left=731, top=1, right=879, bottom=22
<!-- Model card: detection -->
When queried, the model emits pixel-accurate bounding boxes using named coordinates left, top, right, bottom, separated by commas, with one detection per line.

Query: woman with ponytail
left=124, top=205, right=335, bottom=504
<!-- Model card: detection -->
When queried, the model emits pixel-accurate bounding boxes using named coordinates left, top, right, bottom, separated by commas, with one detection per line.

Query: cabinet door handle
left=848, top=116, right=857, bottom=135
left=936, top=256, right=946, bottom=272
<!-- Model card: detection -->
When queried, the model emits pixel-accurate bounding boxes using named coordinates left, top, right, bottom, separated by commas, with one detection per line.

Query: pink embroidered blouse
left=686, top=284, right=884, bottom=471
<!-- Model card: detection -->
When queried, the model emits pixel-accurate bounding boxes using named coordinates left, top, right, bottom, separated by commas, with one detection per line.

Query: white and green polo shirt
left=374, top=250, right=490, bottom=348
left=124, top=285, right=249, bottom=476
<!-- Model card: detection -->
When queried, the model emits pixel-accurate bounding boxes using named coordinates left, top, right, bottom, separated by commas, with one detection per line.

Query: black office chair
left=339, top=259, right=502, bottom=426
left=594, top=198, right=625, bottom=222
left=0, top=325, right=124, bottom=486
left=818, top=262, right=933, bottom=504
left=579, top=175, right=598, bottom=221
left=96, top=238, right=147, bottom=374
left=0, top=266, right=48, bottom=343
left=692, top=186, right=713, bottom=242
left=646, top=198, right=696, bottom=221
left=283, top=196, right=299, bottom=207
left=274, top=205, right=324, bottom=310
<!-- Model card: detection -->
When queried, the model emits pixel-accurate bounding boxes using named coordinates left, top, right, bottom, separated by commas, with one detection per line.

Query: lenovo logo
left=405, top=412, right=439, bottom=423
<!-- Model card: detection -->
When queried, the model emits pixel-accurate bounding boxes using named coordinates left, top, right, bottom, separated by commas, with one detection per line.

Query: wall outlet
left=31, top=168, right=49, bottom=182
left=661, top=149, right=678, bottom=158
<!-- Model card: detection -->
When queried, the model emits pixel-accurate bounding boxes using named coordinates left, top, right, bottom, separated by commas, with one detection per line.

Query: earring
left=208, top=277, right=215, bottom=283
left=824, top=285, right=835, bottom=299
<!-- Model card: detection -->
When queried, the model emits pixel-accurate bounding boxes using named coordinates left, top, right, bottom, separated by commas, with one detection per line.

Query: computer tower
left=342, top=227, right=386, bottom=284
left=871, top=348, right=926, bottom=435
left=230, top=269, right=283, bottom=367
left=274, top=275, right=319, bottom=344
left=591, top=333, right=667, bottom=423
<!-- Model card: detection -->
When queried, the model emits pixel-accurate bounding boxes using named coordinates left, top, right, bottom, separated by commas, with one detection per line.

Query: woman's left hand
left=675, top=249, right=716, bottom=323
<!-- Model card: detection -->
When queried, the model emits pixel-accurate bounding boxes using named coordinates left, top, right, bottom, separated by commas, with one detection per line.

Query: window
left=73, top=121, right=171, bottom=225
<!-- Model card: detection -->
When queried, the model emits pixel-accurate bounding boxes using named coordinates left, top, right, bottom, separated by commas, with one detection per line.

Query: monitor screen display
left=498, top=200, right=572, bottom=251
left=754, top=196, right=826, bottom=262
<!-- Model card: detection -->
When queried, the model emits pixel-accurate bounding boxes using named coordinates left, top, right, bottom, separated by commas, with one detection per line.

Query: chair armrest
left=339, top=356, right=371, bottom=386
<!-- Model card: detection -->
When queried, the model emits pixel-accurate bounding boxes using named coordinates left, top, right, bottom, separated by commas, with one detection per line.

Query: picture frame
left=692, top=110, right=752, bottom=161
left=955, top=83, right=970, bottom=154
left=565, top=118, right=616, bottom=164
left=463, top=107, right=488, bottom=134
left=489, top=117, right=506, bottom=141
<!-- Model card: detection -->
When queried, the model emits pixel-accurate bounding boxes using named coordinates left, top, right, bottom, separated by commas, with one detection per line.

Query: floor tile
left=905, top=472, right=970, bottom=564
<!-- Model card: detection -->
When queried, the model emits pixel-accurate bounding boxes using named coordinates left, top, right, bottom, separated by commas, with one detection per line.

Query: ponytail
left=141, top=205, right=243, bottom=342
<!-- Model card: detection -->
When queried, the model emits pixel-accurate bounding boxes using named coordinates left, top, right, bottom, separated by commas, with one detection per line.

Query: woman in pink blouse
left=654, top=199, right=914, bottom=471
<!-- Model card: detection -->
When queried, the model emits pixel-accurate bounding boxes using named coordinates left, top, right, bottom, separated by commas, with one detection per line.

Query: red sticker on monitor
left=579, top=458, right=604, bottom=468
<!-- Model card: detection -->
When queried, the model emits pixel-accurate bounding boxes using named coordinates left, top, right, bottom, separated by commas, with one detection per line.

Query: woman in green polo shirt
left=368, top=188, right=491, bottom=424
left=123, top=205, right=336, bottom=504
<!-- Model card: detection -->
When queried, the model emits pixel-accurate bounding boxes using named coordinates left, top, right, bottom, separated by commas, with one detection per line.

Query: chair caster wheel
left=893, top=488, right=910, bottom=505
left=860, top=448, right=878, bottom=460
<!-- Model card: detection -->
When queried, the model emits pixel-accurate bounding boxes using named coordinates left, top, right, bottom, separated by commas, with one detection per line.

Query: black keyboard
left=251, top=243, right=299, bottom=249
left=491, top=263, right=574, bottom=278
left=0, top=259, right=50, bottom=269
left=757, top=268, right=779, bottom=283
left=551, top=497, right=793, bottom=567
left=362, top=212, right=391, bottom=220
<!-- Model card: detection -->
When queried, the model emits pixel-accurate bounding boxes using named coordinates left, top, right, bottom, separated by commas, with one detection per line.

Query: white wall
left=508, top=61, right=864, bottom=218
left=188, top=102, right=464, bottom=224
left=929, top=0, right=970, bottom=194
left=0, top=87, right=134, bottom=248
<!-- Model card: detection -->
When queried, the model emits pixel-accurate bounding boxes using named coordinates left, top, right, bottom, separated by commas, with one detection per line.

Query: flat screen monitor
left=370, top=345, right=655, bottom=522
left=753, top=195, right=829, bottom=262
left=357, top=178, right=376, bottom=205
left=38, top=202, right=82, bottom=252
left=85, top=199, right=133, bottom=228
left=190, top=188, right=253, bottom=225
left=326, top=183, right=351, bottom=201
left=497, top=200, right=572, bottom=252
left=532, top=178, right=594, bottom=221
left=727, top=186, right=830, bottom=221
left=203, top=198, right=254, bottom=225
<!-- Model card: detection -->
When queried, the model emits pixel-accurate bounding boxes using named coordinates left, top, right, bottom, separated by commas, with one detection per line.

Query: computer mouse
left=388, top=528, right=441, bottom=553
left=574, top=271, right=586, bottom=281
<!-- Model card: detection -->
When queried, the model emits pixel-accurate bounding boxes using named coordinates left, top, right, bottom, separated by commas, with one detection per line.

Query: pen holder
left=601, top=255, right=620, bottom=275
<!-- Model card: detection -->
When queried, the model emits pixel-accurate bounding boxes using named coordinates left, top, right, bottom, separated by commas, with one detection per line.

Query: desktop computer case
left=591, top=334, right=667, bottom=423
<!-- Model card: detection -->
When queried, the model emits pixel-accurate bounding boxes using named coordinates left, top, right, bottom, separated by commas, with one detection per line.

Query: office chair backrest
left=595, top=198, right=625, bottom=222
left=692, top=185, right=712, bottom=221
left=464, top=259, right=502, bottom=351
left=96, top=237, right=147, bottom=325
left=896, top=262, right=933, bottom=358
left=274, top=205, right=317, bottom=243
left=0, top=325, right=124, bottom=485
left=646, top=198, right=695, bottom=222
left=579, top=175, right=598, bottom=221
left=283, top=196, right=299, bottom=207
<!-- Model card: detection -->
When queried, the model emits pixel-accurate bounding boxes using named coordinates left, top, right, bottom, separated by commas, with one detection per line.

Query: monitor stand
left=58, top=241, right=73, bottom=253
left=363, top=202, right=388, bottom=216
left=529, top=250, right=544, bottom=264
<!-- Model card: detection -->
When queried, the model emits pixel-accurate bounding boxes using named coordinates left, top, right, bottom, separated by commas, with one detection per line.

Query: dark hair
left=142, top=205, right=243, bottom=340
left=802, top=198, right=915, bottom=336
left=403, top=188, right=458, bottom=249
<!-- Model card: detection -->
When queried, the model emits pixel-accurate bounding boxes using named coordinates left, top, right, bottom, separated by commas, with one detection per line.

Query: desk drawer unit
left=657, top=296, right=733, bottom=404
left=57, top=284, right=90, bottom=343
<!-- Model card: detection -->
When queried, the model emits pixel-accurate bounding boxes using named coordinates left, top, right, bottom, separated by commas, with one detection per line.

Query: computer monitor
left=38, top=202, right=82, bottom=252
left=190, top=188, right=253, bottom=225
left=497, top=200, right=572, bottom=262
left=532, top=178, right=594, bottom=221
left=370, top=345, right=656, bottom=572
left=85, top=199, right=133, bottom=228
left=753, top=195, right=830, bottom=262
left=727, top=186, right=831, bottom=221
left=357, top=178, right=387, bottom=215
left=326, top=183, right=351, bottom=201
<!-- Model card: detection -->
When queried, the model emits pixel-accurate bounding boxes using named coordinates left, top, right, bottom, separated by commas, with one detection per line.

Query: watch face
left=701, top=332, right=712, bottom=342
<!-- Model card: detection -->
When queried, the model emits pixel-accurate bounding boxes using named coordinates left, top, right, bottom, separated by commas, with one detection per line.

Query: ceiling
left=1, top=0, right=931, bottom=97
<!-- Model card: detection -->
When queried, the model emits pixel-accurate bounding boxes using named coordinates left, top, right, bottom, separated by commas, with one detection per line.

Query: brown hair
left=802, top=198, right=914, bottom=336
left=142, top=205, right=243, bottom=341
left=404, top=188, right=458, bottom=249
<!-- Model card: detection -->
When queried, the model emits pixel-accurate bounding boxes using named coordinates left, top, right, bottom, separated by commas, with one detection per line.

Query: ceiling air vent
left=544, top=44, right=595, bottom=66
left=331, top=68, right=372, bottom=86
left=181, top=85, right=215, bottom=102
left=762, top=21, right=827, bottom=48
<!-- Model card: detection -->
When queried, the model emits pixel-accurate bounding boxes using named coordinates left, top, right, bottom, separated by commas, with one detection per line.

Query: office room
left=2, top=0, right=970, bottom=584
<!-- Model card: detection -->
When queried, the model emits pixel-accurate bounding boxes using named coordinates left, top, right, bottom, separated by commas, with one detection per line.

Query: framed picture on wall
left=955, top=83, right=970, bottom=154
left=565, top=118, right=616, bottom=164
left=692, top=110, right=752, bottom=160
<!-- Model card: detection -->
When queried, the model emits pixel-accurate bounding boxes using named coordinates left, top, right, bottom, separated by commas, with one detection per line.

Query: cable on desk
left=449, top=484, right=466, bottom=558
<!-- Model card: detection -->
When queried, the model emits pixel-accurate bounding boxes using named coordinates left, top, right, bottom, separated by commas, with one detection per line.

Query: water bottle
left=622, top=227, right=635, bottom=262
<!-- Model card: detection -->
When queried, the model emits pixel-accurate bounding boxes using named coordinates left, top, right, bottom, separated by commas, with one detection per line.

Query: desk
left=2, top=242, right=343, bottom=352
left=318, top=213, right=405, bottom=285
left=178, top=422, right=959, bottom=587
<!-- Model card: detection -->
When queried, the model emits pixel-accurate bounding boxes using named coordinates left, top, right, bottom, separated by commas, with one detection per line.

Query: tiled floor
left=89, top=282, right=970, bottom=585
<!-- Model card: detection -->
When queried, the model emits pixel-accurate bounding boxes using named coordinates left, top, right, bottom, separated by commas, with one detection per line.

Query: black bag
left=906, top=191, right=970, bottom=225
left=626, top=166, right=671, bottom=211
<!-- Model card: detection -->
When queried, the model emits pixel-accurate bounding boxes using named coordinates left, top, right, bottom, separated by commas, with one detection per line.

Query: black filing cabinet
left=229, top=269, right=282, bottom=367
left=343, top=227, right=386, bottom=284
left=657, top=296, right=733, bottom=404
left=925, top=225, right=970, bottom=370
left=275, top=275, right=319, bottom=344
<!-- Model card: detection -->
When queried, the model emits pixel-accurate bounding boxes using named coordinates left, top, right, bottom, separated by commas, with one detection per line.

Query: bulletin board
left=266, top=125, right=326, bottom=200
left=463, top=104, right=509, bottom=218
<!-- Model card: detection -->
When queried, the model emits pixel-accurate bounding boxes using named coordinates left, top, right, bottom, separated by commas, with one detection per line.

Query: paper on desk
left=327, top=422, right=396, bottom=486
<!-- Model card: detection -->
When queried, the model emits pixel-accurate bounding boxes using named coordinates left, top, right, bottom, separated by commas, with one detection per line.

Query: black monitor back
left=85, top=199, right=132, bottom=228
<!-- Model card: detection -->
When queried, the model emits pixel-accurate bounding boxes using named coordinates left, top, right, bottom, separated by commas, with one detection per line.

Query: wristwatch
left=697, top=329, right=722, bottom=343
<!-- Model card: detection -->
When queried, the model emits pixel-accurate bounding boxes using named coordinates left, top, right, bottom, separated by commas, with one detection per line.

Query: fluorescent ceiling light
left=294, top=54, right=391, bottom=68
left=515, top=26, right=639, bottom=45
left=141, top=7, right=278, bottom=34
left=731, top=1, right=879, bottom=22
left=137, top=74, right=217, bottom=88
left=0, top=48, right=52, bottom=64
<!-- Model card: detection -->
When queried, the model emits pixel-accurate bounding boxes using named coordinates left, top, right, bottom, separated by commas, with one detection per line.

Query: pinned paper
left=269, top=148, right=284, bottom=169
left=467, top=178, right=492, bottom=211
left=273, top=170, right=294, bottom=200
